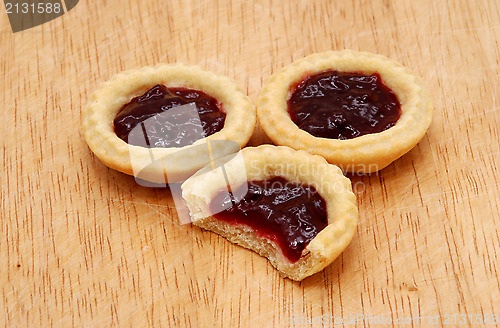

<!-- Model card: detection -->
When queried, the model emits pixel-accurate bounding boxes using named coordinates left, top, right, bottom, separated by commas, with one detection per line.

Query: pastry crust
left=82, top=64, right=256, bottom=183
left=181, top=145, right=358, bottom=281
left=257, top=50, right=433, bottom=173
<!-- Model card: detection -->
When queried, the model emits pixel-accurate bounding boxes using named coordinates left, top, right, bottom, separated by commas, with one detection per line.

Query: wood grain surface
left=1, top=0, right=499, bottom=327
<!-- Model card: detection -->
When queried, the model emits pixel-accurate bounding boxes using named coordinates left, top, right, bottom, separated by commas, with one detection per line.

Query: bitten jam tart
left=257, top=50, right=433, bottom=173
left=181, top=145, right=358, bottom=281
left=83, top=64, right=256, bottom=183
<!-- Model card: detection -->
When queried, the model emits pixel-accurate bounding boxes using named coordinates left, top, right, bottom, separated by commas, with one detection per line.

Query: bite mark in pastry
left=181, top=145, right=358, bottom=281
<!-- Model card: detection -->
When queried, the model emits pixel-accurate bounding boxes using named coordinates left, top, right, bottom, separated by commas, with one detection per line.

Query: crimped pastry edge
left=257, top=50, right=433, bottom=173
left=82, top=63, right=256, bottom=183
left=181, top=145, right=358, bottom=281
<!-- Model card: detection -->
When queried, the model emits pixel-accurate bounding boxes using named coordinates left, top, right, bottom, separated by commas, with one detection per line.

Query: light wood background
left=1, top=0, right=499, bottom=327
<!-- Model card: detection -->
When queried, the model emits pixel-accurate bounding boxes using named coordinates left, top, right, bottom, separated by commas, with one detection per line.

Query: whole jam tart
left=181, top=145, right=358, bottom=281
left=257, top=50, right=433, bottom=173
left=83, top=64, right=256, bottom=183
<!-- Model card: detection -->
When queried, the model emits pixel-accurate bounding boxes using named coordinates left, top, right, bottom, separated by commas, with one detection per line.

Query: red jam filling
left=209, top=177, right=328, bottom=262
left=288, top=70, right=401, bottom=140
left=114, top=85, right=226, bottom=148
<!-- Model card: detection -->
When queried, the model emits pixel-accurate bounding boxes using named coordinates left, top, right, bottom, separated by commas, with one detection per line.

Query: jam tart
left=181, top=145, right=358, bottom=281
left=83, top=64, right=256, bottom=183
left=257, top=50, right=433, bottom=173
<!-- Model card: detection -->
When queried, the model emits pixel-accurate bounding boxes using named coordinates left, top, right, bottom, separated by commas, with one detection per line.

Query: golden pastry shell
left=257, top=50, right=433, bottom=173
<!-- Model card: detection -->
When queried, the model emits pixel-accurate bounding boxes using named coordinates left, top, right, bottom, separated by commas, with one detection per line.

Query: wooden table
left=1, top=0, right=499, bottom=327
